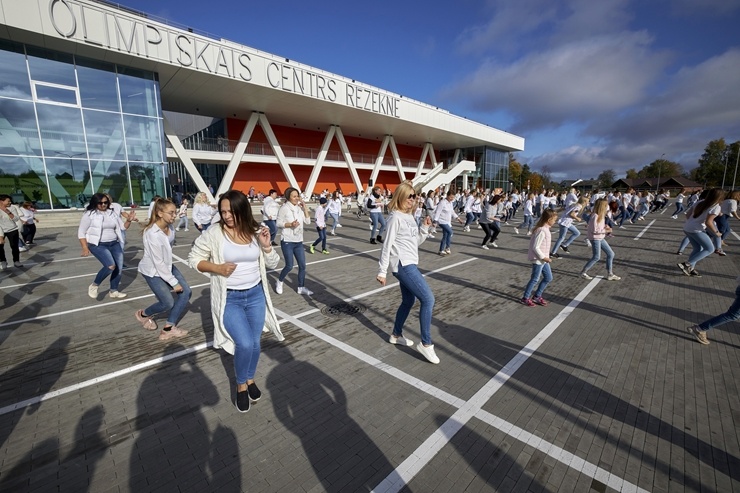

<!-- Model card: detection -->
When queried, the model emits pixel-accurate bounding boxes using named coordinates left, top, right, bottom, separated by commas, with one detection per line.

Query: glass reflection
left=0, top=99, right=42, bottom=155
left=44, top=157, right=92, bottom=208
left=0, top=41, right=32, bottom=100
left=129, top=162, right=165, bottom=206
left=35, top=84, right=78, bottom=105
left=35, top=103, right=85, bottom=155
left=89, top=160, right=130, bottom=204
left=124, top=115, right=162, bottom=162
left=84, top=109, right=126, bottom=160
left=0, top=155, right=49, bottom=203
left=118, top=68, right=158, bottom=116
left=26, top=47, right=76, bottom=86
left=77, top=59, right=120, bottom=112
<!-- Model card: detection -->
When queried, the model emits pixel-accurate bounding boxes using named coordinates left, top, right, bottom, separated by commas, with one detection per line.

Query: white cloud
left=443, top=31, right=671, bottom=131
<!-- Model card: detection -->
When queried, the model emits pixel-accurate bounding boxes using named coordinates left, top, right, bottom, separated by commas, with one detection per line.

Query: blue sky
left=121, top=0, right=740, bottom=181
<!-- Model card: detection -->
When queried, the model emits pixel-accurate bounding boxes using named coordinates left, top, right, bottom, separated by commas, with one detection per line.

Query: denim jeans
left=370, top=212, right=386, bottom=239
left=582, top=239, right=614, bottom=274
left=142, top=266, right=192, bottom=326
left=21, top=223, right=36, bottom=243
left=198, top=222, right=211, bottom=234
left=517, top=214, right=534, bottom=231
left=685, top=231, right=714, bottom=268
left=673, top=203, right=685, bottom=216
left=392, top=263, right=435, bottom=346
left=312, top=227, right=327, bottom=250
left=523, top=262, right=553, bottom=299
left=438, top=223, right=453, bottom=251
left=327, top=212, right=340, bottom=232
left=264, top=219, right=277, bottom=243
left=222, top=285, right=266, bottom=384
left=619, top=206, right=633, bottom=226
left=279, top=240, right=306, bottom=287
left=489, top=221, right=501, bottom=241
left=88, top=240, right=124, bottom=290
left=698, top=285, right=740, bottom=331
left=716, top=214, right=730, bottom=241
left=176, top=216, right=189, bottom=230
left=464, top=211, right=475, bottom=227
left=550, top=224, right=580, bottom=253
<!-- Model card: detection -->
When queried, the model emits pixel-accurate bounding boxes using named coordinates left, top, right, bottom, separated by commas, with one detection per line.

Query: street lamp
left=656, top=153, right=665, bottom=193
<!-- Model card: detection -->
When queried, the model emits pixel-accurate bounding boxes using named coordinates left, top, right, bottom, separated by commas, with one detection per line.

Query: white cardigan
left=188, top=225, right=285, bottom=354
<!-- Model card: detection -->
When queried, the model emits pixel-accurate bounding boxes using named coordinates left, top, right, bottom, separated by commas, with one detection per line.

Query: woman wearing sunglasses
left=78, top=193, right=136, bottom=299
left=376, top=181, right=440, bottom=364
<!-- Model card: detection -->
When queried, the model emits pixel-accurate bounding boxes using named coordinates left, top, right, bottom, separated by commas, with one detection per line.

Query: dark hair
left=284, top=187, right=300, bottom=201
left=218, top=190, right=260, bottom=241
left=269, top=189, right=277, bottom=195
left=0, top=194, right=11, bottom=202
left=86, top=193, right=110, bottom=211
left=692, top=188, right=724, bottom=218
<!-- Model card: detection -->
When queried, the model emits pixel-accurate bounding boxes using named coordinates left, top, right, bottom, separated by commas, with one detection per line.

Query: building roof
left=0, top=0, right=525, bottom=153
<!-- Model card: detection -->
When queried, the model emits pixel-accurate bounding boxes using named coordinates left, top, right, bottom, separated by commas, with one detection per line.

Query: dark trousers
left=0, top=229, right=21, bottom=262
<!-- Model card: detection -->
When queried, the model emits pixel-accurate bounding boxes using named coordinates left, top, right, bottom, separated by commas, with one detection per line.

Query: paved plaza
left=0, top=207, right=739, bottom=493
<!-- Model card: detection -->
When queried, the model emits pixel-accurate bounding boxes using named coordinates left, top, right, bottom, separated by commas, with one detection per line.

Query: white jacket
left=188, top=226, right=284, bottom=354
left=277, top=202, right=310, bottom=243
left=77, top=209, right=125, bottom=245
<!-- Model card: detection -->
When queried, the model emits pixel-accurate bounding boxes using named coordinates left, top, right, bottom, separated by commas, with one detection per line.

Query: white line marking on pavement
left=371, top=277, right=603, bottom=493
left=634, top=219, right=656, bottom=240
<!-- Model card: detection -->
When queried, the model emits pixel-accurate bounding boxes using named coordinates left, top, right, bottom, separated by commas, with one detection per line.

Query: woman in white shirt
left=550, top=197, right=587, bottom=257
left=135, top=199, right=190, bottom=340
left=0, top=195, right=24, bottom=269
left=432, top=191, right=464, bottom=255
left=19, top=202, right=39, bottom=246
left=175, top=198, right=190, bottom=231
left=327, top=191, right=343, bottom=235
left=192, top=192, right=217, bottom=233
left=678, top=188, right=724, bottom=277
left=377, top=182, right=439, bottom=364
left=276, top=187, right=312, bottom=295
left=188, top=190, right=283, bottom=413
left=671, top=189, right=686, bottom=219
left=78, top=193, right=136, bottom=299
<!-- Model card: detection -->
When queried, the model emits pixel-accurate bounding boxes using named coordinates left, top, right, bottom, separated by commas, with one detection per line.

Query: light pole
left=656, top=153, right=665, bottom=193
left=733, top=142, right=739, bottom=190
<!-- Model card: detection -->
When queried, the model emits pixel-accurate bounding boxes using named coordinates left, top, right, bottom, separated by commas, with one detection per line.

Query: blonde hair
left=387, top=181, right=417, bottom=214
left=194, top=192, right=209, bottom=205
left=593, top=198, right=609, bottom=221
left=142, top=198, right=175, bottom=233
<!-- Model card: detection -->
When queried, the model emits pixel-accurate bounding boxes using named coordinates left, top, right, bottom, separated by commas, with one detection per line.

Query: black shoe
left=271, top=241, right=278, bottom=246
left=235, top=389, right=250, bottom=413
left=247, top=382, right=262, bottom=401
left=551, top=253, right=561, bottom=259
left=377, top=235, right=383, bottom=243
left=677, top=262, right=690, bottom=276
left=689, top=269, right=702, bottom=277
left=560, top=245, right=569, bottom=253
left=370, top=239, right=377, bottom=244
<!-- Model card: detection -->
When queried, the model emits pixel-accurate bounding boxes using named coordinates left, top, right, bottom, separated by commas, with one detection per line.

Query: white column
left=388, top=137, right=406, bottom=182
left=163, top=117, right=213, bottom=202
left=304, top=126, right=336, bottom=198
left=370, top=136, right=391, bottom=189
left=258, top=114, right=299, bottom=190
left=215, top=112, right=260, bottom=198
left=334, top=126, right=364, bottom=193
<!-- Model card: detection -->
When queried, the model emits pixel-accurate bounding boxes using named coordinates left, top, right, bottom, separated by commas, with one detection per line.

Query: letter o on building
left=49, top=0, right=77, bottom=38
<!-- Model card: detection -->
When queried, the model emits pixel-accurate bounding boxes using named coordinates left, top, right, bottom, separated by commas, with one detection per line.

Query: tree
left=597, top=169, right=616, bottom=189
left=508, top=155, right=522, bottom=190
left=639, top=159, right=683, bottom=180
left=690, top=138, right=730, bottom=187
left=625, top=168, right=639, bottom=179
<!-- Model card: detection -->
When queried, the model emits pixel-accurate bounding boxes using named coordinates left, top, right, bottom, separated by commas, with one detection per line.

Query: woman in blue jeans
left=377, top=182, right=440, bottom=364
left=687, top=277, right=740, bottom=345
left=135, top=198, right=190, bottom=341
left=78, top=193, right=136, bottom=299
left=678, top=188, right=724, bottom=277
left=580, top=199, right=621, bottom=281
left=276, top=187, right=313, bottom=295
left=188, top=190, right=284, bottom=413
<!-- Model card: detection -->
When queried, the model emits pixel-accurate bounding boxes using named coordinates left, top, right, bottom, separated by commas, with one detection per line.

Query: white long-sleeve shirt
left=0, top=205, right=22, bottom=234
left=277, top=201, right=311, bottom=242
left=314, top=205, right=327, bottom=228
left=432, top=199, right=458, bottom=225
left=193, top=203, right=216, bottom=226
left=138, top=225, right=179, bottom=287
left=327, top=198, right=342, bottom=215
left=377, top=211, right=429, bottom=277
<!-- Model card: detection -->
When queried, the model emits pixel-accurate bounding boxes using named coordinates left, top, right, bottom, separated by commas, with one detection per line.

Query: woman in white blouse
left=135, top=198, right=191, bottom=340
left=276, top=187, right=312, bottom=295
left=377, top=182, right=439, bottom=364
left=192, top=192, right=217, bottom=233
left=188, top=190, right=284, bottom=413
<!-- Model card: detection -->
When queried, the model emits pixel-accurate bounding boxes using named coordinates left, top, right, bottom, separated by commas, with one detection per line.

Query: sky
left=118, top=0, right=740, bottom=181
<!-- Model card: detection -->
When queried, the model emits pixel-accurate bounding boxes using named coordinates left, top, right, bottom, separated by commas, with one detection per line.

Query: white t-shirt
left=223, top=237, right=260, bottom=289
left=684, top=202, right=721, bottom=233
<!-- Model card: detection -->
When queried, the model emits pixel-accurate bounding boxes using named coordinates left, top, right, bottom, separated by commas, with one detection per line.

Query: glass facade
left=441, top=146, right=510, bottom=193
left=0, top=40, right=166, bottom=208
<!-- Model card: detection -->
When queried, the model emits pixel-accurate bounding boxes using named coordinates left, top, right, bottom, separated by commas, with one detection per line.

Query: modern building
left=0, top=0, right=524, bottom=209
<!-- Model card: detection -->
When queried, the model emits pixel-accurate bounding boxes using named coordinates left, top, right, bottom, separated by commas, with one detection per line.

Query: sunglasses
left=98, top=201, right=110, bottom=205
left=408, top=194, right=417, bottom=199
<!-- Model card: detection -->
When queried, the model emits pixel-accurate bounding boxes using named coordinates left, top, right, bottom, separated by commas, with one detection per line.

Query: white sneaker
left=438, top=251, right=448, bottom=256
left=109, top=290, right=127, bottom=298
left=13, top=261, right=23, bottom=268
left=445, top=248, right=451, bottom=254
left=606, top=274, right=621, bottom=281
left=0, top=261, right=6, bottom=270
left=88, top=283, right=99, bottom=298
left=175, top=228, right=181, bottom=231
left=481, top=245, right=489, bottom=250
left=585, top=239, right=592, bottom=247
left=275, top=280, right=283, bottom=294
left=491, top=241, right=498, bottom=248
left=336, top=224, right=342, bottom=228
left=389, top=334, right=414, bottom=346
left=427, top=233, right=435, bottom=238
left=416, top=343, right=440, bottom=364
left=526, top=231, right=532, bottom=236
left=580, top=272, right=593, bottom=280
left=18, top=246, right=28, bottom=252
left=514, top=228, right=519, bottom=234
left=671, top=216, right=677, bottom=220
left=297, top=286, right=313, bottom=296
left=184, top=228, right=189, bottom=231
left=330, top=231, right=336, bottom=236
left=477, top=224, right=482, bottom=229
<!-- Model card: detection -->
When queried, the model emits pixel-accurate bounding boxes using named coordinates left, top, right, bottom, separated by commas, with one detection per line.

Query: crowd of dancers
left=1, top=182, right=738, bottom=412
